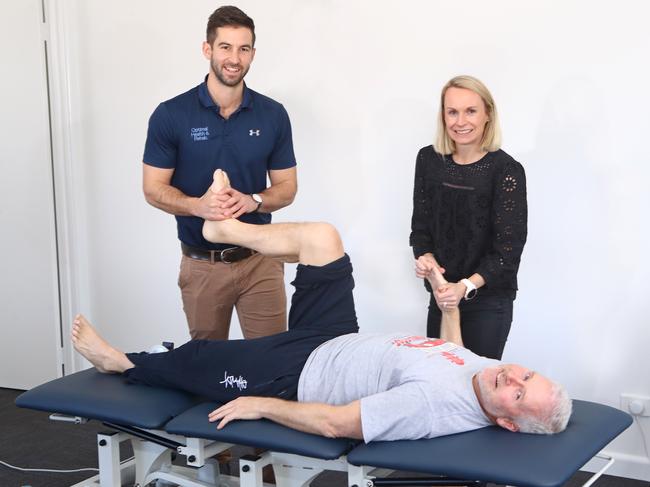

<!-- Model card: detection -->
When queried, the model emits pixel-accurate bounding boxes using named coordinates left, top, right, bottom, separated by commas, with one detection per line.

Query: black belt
left=181, top=243, right=255, bottom=264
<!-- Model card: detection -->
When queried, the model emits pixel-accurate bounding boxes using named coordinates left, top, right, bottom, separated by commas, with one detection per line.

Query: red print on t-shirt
left=442, top=351, right=465, bottom=365
left=392, top=336, right=446, bottom=348
left=391, top=336, right=465, bottom=365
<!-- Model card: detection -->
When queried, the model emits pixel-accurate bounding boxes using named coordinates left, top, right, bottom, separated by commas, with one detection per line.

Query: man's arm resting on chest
left=208, top=396, right=363, bottom=439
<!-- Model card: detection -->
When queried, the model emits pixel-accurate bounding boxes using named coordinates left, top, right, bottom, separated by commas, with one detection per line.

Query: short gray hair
left=516, top=382, right=573, bottom=434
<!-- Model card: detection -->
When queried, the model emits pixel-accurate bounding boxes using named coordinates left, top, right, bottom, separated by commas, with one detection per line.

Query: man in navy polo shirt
left=142, top=6, right=297, bottom=341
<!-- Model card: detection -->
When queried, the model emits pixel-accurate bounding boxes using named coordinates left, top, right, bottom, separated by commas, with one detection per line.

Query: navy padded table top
left=16, top=368, right=199, bottom=429
left=347, top=400, right=632, bottom=487
left=166, top=402, right=358, bottom=460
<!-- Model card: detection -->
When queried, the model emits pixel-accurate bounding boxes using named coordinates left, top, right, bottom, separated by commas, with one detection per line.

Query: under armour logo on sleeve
left=249, top=129, right=260, bottom=136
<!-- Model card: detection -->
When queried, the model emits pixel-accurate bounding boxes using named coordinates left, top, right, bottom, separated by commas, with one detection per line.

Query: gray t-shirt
left=297, top=333, right=498, bottom=442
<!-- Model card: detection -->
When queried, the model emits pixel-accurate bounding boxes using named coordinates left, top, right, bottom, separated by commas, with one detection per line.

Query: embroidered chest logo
left=219, top=371, right=248, bottom=390
left=249, top=129, right=260, bottom=136
left=391, top=336, right=465, bottom=365
left=190, top=127, right=209, bottom=141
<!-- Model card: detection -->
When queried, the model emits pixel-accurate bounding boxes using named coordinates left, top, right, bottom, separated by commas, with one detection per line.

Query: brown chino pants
left=178, top=252, right=287, bottom=340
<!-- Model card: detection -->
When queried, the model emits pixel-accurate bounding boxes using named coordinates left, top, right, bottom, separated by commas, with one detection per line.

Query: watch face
left=252, top=193, right=263, bottom=203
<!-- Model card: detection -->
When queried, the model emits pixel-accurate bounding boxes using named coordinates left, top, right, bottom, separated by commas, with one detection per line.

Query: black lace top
left=410, top=146, right=527, bottom=298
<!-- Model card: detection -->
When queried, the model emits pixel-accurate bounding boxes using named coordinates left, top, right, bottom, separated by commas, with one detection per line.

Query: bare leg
left=203, top=170, right=344, bottom=266
left=427, top=267, right=464, bottom=347
left=71, top=314, right=134, bottom=373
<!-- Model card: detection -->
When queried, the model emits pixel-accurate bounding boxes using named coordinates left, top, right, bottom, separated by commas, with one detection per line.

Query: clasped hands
left=195, top=186, right=257, bottom=221
left=415, top=254, right=465, bottom=311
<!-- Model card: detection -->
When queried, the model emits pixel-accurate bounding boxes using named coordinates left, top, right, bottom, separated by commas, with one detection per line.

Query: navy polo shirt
left=143, top=80, right=296, bottom=250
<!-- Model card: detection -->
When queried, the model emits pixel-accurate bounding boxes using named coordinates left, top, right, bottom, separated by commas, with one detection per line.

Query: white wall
left=54, top=0, right=650, bottom=480
left=0, top=0, right=62, bottom=389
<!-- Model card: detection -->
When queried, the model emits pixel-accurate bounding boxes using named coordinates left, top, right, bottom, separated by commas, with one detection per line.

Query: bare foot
left=202, top=216, right=241, bottom=243
left=209, top=169, right=230, bottom=194
left=202, top=169, right=241, bottom=243
left=71, top=314, right=133, bottom=373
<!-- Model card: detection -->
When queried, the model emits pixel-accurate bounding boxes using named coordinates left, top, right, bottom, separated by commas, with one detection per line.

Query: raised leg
left=203, top=170, right=344, bottom=266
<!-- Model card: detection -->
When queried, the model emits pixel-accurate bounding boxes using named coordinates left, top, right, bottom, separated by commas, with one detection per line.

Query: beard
left=211, top=59, right=249, bottom=87
left=476, top=367, right=502, bottom=418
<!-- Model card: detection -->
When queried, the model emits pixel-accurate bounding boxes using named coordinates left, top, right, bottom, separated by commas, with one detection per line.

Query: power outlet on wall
left=620, top=394, right=650, bottom=417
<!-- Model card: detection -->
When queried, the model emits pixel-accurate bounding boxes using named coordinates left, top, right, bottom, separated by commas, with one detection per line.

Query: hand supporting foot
left=202, top=170, right=240, bottom=243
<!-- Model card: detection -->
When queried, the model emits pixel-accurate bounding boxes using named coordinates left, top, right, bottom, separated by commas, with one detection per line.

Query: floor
left=1, top=388, right=647, bottom=487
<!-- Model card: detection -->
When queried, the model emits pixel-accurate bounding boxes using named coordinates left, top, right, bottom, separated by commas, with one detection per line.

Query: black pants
left=427, top=293, right=513, bottom=359
left=125, top=255, right=358, bottom=402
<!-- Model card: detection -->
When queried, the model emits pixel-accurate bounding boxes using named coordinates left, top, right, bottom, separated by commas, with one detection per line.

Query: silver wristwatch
left=251, top=193, right=263, bottom=212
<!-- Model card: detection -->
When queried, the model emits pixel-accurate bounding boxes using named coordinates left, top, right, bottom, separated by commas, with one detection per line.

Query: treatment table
left=16, top=368, right=632, bottom=487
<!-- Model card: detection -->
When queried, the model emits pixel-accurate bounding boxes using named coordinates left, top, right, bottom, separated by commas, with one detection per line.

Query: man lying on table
left=72, top=171, right=571, bottom=443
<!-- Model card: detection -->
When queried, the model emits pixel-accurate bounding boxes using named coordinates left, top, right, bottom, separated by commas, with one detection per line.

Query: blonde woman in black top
left=410, top=75, right=527, bottom=359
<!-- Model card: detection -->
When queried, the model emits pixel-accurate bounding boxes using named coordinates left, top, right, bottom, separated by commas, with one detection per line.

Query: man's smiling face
left=204, top=26, right=255, bottom=88
left=474, top=364, right=554, bottom=432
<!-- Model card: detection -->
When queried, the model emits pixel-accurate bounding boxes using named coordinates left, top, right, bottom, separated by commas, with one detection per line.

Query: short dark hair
left=206, top=6, right=256, bottom=47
